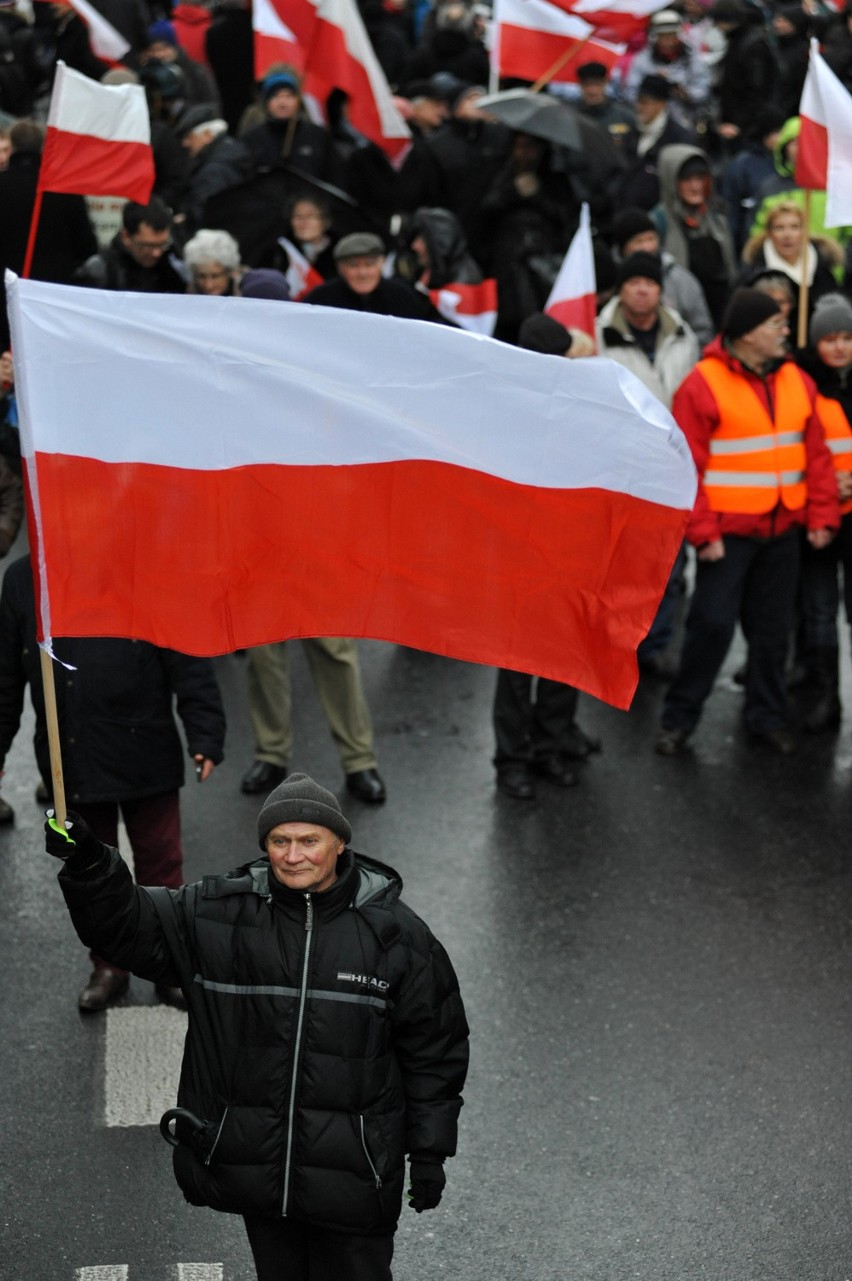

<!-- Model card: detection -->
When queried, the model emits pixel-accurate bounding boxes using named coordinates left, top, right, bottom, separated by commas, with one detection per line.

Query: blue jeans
left=662, top=532, right=800, bottom=735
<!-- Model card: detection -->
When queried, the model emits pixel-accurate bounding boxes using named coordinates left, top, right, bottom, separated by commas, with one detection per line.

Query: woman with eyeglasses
left=184, top=228, right=243, bottom=296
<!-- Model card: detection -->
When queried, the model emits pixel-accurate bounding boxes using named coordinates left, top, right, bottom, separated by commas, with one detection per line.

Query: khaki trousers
left=247, top=638, right=377, bottom=773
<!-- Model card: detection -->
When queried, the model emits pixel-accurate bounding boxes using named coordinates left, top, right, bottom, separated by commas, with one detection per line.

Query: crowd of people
left=0, top=12, right=851, bottom=813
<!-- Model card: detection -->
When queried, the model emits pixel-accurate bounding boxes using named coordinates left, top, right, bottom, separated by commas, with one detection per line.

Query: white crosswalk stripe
left=76, top=1268, right=129, bottom=1280
left=76, top=1267, right=222, bottom=1279
left=104, top=1006, right=186, bottom=1127
left=173, top=1267, right=224, bottom=1280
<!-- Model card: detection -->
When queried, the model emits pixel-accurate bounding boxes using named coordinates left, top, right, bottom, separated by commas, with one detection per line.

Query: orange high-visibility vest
left=697, top=358, right=810, bottom=514
left=816, top=392, right=852, bottom=515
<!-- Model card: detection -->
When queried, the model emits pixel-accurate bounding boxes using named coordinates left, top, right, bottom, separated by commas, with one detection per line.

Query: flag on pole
left=796, top=39, right=852, bottom=227
left=545, top=204, right=597, bottom=341
left=39, top=62, right=154, bottom=202
left=491, top=0, right=625, bottom=84
left=7, top=275, right=696, bottom=709
left=254, top=0, right=410, bottom=160
left=278, top=236, right=324, bottom=299
left=549, top=0, right=669, bottom=40
left=427, top=280, right=498, bottom=335
left=34, top=0, right=130, bottom=64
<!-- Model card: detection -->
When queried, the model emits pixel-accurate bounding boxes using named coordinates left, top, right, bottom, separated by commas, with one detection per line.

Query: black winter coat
left=59, top=846, right=469, bottom=1230
left=0, top=556, right=225, bottom=804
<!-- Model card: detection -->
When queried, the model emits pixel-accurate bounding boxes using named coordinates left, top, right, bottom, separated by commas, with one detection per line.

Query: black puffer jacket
left=0, top=556, right=225, bottom=803
left=59, top=846, right=468, bottom=1231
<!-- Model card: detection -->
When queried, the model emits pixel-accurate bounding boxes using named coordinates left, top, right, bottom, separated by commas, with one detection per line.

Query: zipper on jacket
left=204, top=1106, right=229, bottom=1167
left=282, top=893, right=314, bottom=1216
left=359, top=1115, right=383, bottom=1189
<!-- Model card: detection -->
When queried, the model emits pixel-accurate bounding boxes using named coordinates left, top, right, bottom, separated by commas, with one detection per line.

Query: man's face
left=338, top=254, right=384, bottom=295
left=677, top=173, right=708, bottom=207
left=580, top=78, right=607, bottom=106
left=816, top=331, right=852, bottom=369
left=265, top=822, right=345, bottom=892
left=411, top=96, right=447, bottom=131
left=266, top=87, right=299, bottom=121
left=623, top=229, right=660, bottom=256
left=635, top=94, right=664, bottom=126
left=739, top=313, right=789, bottom=365
left=182, top=128, right=212, bottom=159
left=145, top=39, right=177, bottom=62
left=120, top=220, right=171, bottom=267
left=619, top=276, right=661, bottom=323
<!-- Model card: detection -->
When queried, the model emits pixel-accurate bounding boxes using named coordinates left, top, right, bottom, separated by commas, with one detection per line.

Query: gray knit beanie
left=810, top=293, right=852, bottom=345
left=257, top=773, right=352, bottom=848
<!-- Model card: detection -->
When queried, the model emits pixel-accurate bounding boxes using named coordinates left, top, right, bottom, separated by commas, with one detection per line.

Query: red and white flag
left=550, top=0, right=668, bottom=41
left=491, top=0, right=625, bottom=84
left=796, top=39, right=852, bottom=227
left=8, top=276, right=696, bottom=709
left=34, top=0, right=130, bottom=64
left=253, top=0, right=304, bottom=74
left=427, top=280, right=498, bottom=335
left=39, top=61, right=154, bottom=203
left=545, top=203, right=597, bottom=341
left=254, top=0, right=410, bottom=161
left=278, top=236, right=324, bottom=299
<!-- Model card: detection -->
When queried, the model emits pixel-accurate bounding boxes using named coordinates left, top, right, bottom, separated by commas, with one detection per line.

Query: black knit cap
left=610, top=207, right=656, bottom=254
left=615, top=251, right=663, bottom=289
left=637, top=73, right=671, bottom=101
left=577, top=60, right=608, bottom=81
left=257, top=773, right=352, bottom=848
left=721, top=287, right=782, bottom=340
left=518, top=312, right=573, bottom=355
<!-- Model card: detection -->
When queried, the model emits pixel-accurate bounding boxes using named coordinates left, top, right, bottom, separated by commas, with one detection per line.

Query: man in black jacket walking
left=46, top=772, right=469, bottom=1281
left=0, top=555, right=225, bottom=1010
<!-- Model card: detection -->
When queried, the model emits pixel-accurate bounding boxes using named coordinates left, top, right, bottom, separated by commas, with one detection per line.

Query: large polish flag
left=254, top=0, right=410, bottom=161
left=551, top=0, right=669, bottom=40
left=492, top=0, right=625, bottom=84
left=545, top=203, right=597, bottom=341
left=39, top=62, right=154, bottom=203
left=7, top=275, right=696, bottom=709
left=427, top=280, right=498, bottom=335
left=796, top=39, right=852, bottom=228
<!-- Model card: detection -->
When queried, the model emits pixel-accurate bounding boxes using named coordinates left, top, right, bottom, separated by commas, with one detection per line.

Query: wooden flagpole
left=797, top=189, right=812, bottom=351
left=530, top=33, right=594, bottom=94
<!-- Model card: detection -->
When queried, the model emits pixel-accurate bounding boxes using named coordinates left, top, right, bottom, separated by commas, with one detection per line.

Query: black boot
left=804, top=647, right=841, bottom=733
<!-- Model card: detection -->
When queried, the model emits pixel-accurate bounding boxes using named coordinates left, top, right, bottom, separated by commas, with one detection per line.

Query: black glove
left=407, top=1154, right=446, bottom=1213
left=44, top=809, right=105, bottom=872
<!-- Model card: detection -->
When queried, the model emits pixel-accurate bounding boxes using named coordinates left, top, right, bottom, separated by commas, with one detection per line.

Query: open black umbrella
left=477, top=88, right=622, bottom=166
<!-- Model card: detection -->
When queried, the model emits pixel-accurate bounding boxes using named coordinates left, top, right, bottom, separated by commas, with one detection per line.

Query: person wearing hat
left=624, top=9, right=712, bottom=130
left=656, top=287, right=840, bottom=756
left=597, top=252, right=699, bottom=676
left=241, top=66, right=340, bottom=182
left=175, top=102, right=252, bottom=234
left=617, top=73, right=696, bottom=211
left=794, top=293, right=852, bottom=732
left=609, top=205, right=714, bottom=346
left=46, top=774, right=469, bottom=1279
left=142, top=17, right=220, bottom=113
left=492, top=312, right=601, bottom=798
left=651, top=143, right=737, bottom=327
left=575, top=61, right=637, bottom=154
left=304, top=232, right=438, bottom=319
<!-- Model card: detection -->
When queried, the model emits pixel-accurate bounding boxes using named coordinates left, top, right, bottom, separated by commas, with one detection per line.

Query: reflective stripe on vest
left=697, top=358, right=810, bottom=514
left=816, top=392, right=852, bottom=515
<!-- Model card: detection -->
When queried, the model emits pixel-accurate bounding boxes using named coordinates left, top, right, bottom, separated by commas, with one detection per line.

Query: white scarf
left=763, top=237, right=817, bottom=288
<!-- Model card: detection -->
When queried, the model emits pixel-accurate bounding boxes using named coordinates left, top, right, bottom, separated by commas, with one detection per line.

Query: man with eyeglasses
left=74, top=197, right=188, bottom=294
left=656, top=287, right=840, bottom=757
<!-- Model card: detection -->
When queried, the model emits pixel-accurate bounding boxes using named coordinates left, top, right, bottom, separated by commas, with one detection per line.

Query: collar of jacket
left=715, top=336, right=787, bottom=380
left=601, top=299, right=683, bottom=347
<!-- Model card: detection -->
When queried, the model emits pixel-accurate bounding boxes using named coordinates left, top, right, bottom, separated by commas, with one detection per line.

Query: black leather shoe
left=655, top=726, right=690, bottom=756
left=750, top=727, right=797, bottom=755
left=78, top=967, right=129, bottom=1012
left=241, top=760, right=288, bottom=795
left=156, top=983, right=187, bottom=1011
left=345, top=768, right=387, bottom=804
left=496, top=765, right=536, bottom=800
left=531, top=754, right=579, bottom=787
left=0, top=796, right=14, bottom=825
left=561, top=725, right=602, bottom=759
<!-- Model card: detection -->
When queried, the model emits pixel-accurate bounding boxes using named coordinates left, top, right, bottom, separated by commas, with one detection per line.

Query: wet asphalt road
left=1, top=531, right=851, bottom=1281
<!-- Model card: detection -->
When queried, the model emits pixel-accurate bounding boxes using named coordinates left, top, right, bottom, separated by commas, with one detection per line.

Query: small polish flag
left=545, top=204, right=597, bottom=343
left=796, top=39, right=852, bottom=227
left=39, top=62, right=154, bottom=203
left=427, top=280, right=498, bottom=335
left=278, top=237, right=324, bottom=299
left=491, top=0, right=625, bottom=85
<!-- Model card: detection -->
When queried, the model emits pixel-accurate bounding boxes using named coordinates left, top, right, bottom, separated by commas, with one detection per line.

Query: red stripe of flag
left=40, top=128, right=154, bottom=202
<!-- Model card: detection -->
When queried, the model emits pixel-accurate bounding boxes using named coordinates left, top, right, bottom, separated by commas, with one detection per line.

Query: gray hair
left=183, top=228, right=241, bottom=272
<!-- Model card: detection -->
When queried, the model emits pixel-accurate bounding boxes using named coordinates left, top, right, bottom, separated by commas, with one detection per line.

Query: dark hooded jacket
left=58, top=843, right=469, bottom=1230
left=399, top=206, right=483, bottom=288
